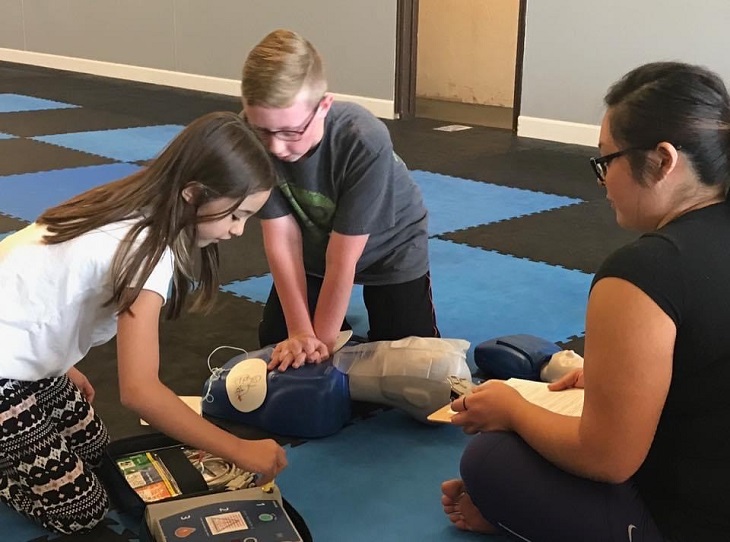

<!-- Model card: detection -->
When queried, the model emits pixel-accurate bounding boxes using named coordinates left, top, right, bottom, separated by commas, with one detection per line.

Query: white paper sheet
left=505, top=378, right=584, bottom=416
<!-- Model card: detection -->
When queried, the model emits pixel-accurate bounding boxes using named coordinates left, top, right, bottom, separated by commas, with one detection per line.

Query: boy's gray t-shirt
left=257, top=101, right=429, bottom=286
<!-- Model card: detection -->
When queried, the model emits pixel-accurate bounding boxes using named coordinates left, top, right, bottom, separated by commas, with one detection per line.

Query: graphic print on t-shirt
left=279, top=180, right=335, bottom=233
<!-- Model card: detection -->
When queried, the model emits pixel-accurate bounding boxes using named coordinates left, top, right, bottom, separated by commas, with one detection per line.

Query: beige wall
left=0, top=0, right=398, bottom=103
left=416, top=0, right=519, bottom=107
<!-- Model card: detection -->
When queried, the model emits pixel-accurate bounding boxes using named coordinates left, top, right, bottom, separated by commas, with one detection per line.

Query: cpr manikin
left=201, top=334, right=471, bottom=438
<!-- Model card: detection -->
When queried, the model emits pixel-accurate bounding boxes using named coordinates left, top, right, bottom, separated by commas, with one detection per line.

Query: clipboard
left=427, top=375, right=476, bottom=423
left=428, top=378, right=584, bottom=424
left=427, top=402, right=458, bottom=424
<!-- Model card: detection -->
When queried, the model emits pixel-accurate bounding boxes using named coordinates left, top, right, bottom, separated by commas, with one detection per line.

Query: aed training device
left=474, top=334, right=561, bottom=381
left=202, top=353, right=351, bottom=439
left=99, top=433, right=311, bottom=542
left=145, top=485, right=302, bottom=542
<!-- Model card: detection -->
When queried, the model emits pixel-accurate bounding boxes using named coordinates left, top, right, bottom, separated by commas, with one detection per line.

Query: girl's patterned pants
left=0, top=375, right=110, bottom=534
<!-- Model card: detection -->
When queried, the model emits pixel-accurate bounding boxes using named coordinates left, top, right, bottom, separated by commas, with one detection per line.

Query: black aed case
left=99, top=433, right=312, bottom=542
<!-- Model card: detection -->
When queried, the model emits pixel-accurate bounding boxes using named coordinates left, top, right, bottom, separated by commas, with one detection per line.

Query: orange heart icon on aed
left=174, top=526, right=197, bottom=538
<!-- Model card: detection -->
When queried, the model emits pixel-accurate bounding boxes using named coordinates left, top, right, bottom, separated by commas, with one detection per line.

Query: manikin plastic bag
left=333, top=337, right=471, bottom=422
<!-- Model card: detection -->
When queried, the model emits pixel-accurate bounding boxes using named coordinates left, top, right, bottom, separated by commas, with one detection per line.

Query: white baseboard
left=331, top=92, right=395, bottom=120
left=0, top=48, right=396, bottom=119
left=517, top=115, right=599, bottom=147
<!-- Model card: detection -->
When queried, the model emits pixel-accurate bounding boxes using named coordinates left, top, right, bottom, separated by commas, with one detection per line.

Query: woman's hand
left=449, top=380, right=526, bottom=434
left=67, top=366, right=96, bottom=403
left=268, top=335, right=329, bottom=371
left=548, top=368, right=585, bottom=391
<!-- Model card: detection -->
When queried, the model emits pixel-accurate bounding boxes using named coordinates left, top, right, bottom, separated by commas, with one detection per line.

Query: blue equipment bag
left=474, top=334, right=561, bottom=381
left=202, top=350, right=351, bottom=439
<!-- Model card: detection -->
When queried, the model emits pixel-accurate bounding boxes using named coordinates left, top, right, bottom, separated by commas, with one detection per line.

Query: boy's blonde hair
left=242, top=29, right=327, bottom=108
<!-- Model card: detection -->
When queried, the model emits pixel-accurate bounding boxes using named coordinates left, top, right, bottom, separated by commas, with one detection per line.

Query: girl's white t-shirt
left=0, top=221, right=174, bottom=381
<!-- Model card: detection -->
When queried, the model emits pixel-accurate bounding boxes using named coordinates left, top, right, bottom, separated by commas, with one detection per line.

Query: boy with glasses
left=242, top=29, right=439, bottom=372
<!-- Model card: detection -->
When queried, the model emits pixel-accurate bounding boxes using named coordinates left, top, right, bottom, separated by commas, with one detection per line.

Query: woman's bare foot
left=441, top=479, right=497, bottom=534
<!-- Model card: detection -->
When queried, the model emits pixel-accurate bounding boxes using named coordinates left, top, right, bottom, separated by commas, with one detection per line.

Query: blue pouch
left=201, top=349, right=351, bottom=439
left=474, top=334, right=561, bottom=381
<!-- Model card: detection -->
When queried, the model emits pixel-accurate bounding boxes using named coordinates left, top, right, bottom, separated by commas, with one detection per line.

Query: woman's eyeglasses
left=589, top=145, right=682, bottom=184
left=589, top=148, right=635, bottom=184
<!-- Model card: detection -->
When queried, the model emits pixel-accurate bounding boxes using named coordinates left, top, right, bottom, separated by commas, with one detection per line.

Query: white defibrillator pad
left=225, top=358, right=268, bottom=412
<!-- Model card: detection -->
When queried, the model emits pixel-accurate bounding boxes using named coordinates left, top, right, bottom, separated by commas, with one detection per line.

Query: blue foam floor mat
left=413, top=170, right=582, bottom=235
left=0, top=93, right=79, bottom=113
left=34, top=125, right=185, bottom=162
left=277, top=409, right=498, bottom=542
left=0, top=163, right=140, bottom=221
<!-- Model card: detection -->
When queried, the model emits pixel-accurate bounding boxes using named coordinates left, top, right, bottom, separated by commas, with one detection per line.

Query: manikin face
left=193, top=190, right=271, bottom=247
left=243, top=92, right=332, bottom=162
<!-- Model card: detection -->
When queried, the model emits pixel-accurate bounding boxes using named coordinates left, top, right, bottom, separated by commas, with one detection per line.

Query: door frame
left=511, top=0, right=527, bottom=132
left=395, top=0, right=527, bottom=131
left=395, top=0, right=419, bottom=119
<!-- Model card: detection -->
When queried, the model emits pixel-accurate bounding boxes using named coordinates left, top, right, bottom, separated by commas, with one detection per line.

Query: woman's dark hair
left=38, top=111, right=276, bottom=318
left=605, top=61, right=730, bottom=190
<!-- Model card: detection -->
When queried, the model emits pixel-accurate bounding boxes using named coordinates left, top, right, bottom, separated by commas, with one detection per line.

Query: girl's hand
left=234, top=439, right=288, bottom=485
left=548, top=368, right=585, bottom=391
left=449, top=380, right=525, bottom=434
left=67, top=366, right=96, bottom=403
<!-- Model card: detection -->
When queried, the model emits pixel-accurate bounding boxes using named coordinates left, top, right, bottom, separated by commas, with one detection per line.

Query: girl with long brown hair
left=0, top=111, right=287, bottom=534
